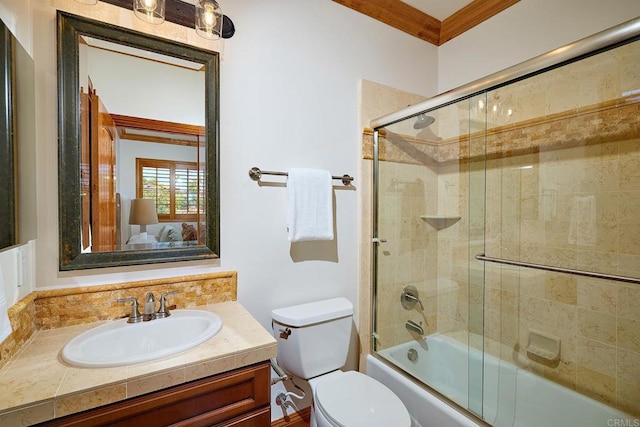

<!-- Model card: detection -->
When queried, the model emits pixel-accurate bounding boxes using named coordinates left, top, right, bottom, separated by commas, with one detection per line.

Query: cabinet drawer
left=38, top=361, right=270, bottom=427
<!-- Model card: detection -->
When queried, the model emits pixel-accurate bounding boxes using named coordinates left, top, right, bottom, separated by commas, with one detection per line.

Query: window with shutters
left=136, top=158, right=205, bottom=222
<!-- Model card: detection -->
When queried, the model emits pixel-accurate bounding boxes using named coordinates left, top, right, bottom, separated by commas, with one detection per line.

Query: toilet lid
left=315, top=371, right=410, bottom=427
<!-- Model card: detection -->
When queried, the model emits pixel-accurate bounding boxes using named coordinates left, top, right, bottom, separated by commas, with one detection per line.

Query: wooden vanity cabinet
left=38, top=361, right=271, bottom=427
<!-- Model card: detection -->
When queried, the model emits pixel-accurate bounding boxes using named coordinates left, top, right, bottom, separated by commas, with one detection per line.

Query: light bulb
left=204, top=5, right=217, bottom=28
left=196, top=0, right=222, bottom=40
left=143, top=0, right=158, bottom=12
left=134, top=0, right=165, bottom=24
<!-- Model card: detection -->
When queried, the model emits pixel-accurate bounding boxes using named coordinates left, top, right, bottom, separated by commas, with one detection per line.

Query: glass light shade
left=195, top=0, right=223, bottom=40
left=134, top=0, right=165, bottom=25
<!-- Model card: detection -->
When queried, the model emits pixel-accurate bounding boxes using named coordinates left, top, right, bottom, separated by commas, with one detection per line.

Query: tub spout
left=405, top=320, right=424, bottom=335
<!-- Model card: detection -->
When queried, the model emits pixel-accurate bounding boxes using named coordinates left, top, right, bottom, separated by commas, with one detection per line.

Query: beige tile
left=619, top=222, right=640, bottom=256
left=577, top=308, right=616, bottom=345
left=576, top=337, right=617, bottom=377
left=545, top=274, right=577, bottom=305
left=577, top=278, right=617, bottom=315
left=619, top=157, right=640, bottom=192
left=126, top=368, right=185, bottom=398
left=125, top=354, right=188, bottom=379
left=576, top=365, right=616, bottom=406
left=617, top=348, right=640, bottom=381
left=57, top=366, right=128, bottom=395
left=618, top=318, right=640, bottom=353
left=55, top=383, right=127, bottom=418
left=618, top=191, right=640, bottom=223
left=617, top=379, right=640, bottom=417
left=543, top=360, right=576, bottom=390
left=0, top=367, right=68, bottom=411
left=0, top=402, right=54, bottom=426
left=184, top=355, right=236, bottom=382
left=618, top=285, right=640, bottom=321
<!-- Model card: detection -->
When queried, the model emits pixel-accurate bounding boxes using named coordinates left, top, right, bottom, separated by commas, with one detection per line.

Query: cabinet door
left=38, top=362, right=270, bottom=427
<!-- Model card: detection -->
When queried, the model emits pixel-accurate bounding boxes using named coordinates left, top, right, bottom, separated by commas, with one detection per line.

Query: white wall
left=30, top=0, right=438, bottom=332
left=87, top=47, right=205, bottom=124
left=438, top=0, right=640, bottom=92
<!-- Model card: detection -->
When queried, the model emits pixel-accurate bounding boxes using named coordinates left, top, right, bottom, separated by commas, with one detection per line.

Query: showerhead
left=413, top=113, right=435, bottom=129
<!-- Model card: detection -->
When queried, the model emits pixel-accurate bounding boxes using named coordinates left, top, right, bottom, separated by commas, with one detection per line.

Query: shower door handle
left=372, top=238, right=387, bottom=244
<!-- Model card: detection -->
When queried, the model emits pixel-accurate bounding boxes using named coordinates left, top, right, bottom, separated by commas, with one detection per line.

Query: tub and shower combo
left=365, top=18, right=640, bottom=427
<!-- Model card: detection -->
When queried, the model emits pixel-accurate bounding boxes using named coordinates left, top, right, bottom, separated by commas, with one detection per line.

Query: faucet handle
left=117, top=297, right=143, bottom=323
left=156, top=290, right=179, bottom=319
left=400, top=285, right=425, bottom=311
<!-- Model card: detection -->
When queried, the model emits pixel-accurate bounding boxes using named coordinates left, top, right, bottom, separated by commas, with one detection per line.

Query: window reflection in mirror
left=58, top=12, right=219, bottom=270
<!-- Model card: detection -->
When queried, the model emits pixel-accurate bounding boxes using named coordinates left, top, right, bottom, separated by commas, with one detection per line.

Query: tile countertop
left=0, top=301, right=277, bottom=426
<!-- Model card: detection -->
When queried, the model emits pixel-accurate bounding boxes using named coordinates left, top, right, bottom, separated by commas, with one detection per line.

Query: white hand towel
left=0, top=265, right=12, bottom=343
left=287, top=168, right=334, bottom=242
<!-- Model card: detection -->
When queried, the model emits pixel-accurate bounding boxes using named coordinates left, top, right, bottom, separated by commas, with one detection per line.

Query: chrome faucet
left=117, top=297, right=143, bottom=323
left=401, top=285, right=425, bottom=311
left=405, top=320, right=424, bottom=335
left=155, top=290, right=179, bottom=319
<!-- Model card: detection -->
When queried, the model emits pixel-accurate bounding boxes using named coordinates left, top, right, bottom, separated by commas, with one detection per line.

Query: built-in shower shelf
left=420, top=215, right=461, bottom=230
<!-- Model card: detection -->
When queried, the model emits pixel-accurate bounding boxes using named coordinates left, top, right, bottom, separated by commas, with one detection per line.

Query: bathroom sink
left=61, top=310, right=223, bottom=368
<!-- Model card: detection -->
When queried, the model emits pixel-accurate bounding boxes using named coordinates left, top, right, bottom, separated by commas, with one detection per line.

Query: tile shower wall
left=479, top=41, right=640, bottom=416
left=359, top=80, right=435, bottom=352
left=483, top=139, right=640, bottom=416
left=376, top=161, right=439, bottom=347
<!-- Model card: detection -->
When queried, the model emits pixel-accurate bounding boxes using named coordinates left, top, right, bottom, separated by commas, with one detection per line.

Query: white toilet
left=271, top=297, right=411, bottom=427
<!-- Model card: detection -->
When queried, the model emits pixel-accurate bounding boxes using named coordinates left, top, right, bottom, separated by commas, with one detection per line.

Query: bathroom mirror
left=0, top=19, right=36, bottom=251
left=58, top=11, right=219, bottom=270
left=0, top=20, right=16, bottom=250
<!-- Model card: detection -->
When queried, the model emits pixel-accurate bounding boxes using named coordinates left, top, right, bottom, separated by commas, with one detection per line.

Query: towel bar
left=248, top=167, right=354, bottom=186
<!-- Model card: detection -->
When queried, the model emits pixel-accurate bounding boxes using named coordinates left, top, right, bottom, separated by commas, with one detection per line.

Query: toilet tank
left=271, top=297, right=353, bottom=380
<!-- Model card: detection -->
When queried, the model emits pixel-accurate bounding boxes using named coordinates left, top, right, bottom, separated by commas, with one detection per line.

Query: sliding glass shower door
left=372, top=94, right=487, bottom=417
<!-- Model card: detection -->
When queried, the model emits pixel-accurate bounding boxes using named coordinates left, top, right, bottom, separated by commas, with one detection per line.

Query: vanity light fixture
left=195, top=0, right=223, bottom=40
left=134, top=0, right=166, bottom=25
left=78, top=0, right=235, bottom=39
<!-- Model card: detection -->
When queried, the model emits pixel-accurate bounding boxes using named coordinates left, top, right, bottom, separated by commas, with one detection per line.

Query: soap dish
left=526, top=329, right=560, bottom=362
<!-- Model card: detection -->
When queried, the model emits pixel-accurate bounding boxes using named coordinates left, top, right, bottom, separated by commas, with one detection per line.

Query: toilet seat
left=314, top=371, right=410, bottom=427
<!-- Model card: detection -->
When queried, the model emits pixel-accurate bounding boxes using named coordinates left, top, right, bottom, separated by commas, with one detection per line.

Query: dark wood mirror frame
left=57, top=11, right=220, bottom=270
left=0, top=20, right=16, bottom=251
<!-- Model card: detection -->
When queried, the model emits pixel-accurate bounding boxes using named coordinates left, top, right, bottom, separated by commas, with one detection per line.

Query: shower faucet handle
left=401, top=285, right=424, bottom=311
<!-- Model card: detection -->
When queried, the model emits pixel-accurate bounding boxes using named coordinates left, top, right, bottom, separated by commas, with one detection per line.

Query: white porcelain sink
left=61, top=310, right=223, bottom=368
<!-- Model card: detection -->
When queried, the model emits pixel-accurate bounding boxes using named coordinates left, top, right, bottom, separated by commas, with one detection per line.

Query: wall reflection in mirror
left=78, top=36, right=206, bottom=253
left=0, top=19, right=36, bottom=251
left=58, top=12, right=219, bottom=270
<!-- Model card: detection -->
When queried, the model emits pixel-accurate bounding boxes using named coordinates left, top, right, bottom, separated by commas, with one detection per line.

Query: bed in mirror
left=58, top=11, right=219, bottom=270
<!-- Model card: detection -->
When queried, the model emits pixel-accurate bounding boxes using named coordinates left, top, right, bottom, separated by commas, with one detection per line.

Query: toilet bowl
left=309, top=370, right=411, bottom=427
left=271, top=297, right=411, bottom=427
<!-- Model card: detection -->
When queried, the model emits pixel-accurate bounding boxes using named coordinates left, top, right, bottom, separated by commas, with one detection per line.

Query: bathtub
left=368, top=333, right=636, bottom=427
